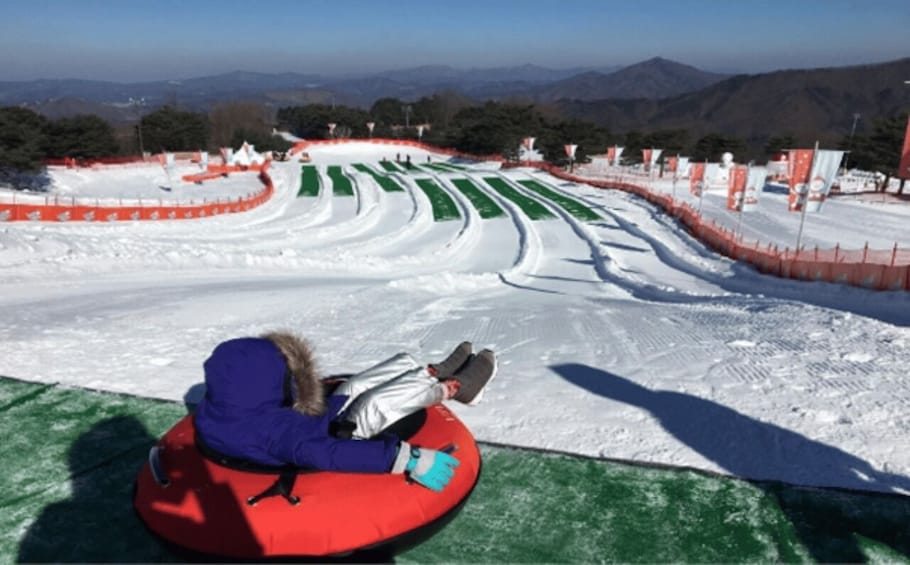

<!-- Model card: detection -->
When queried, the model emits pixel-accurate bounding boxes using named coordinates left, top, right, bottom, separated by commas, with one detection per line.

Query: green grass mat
left=414, top=179, right=461, bottom=221
left=379, top=160, right=405, bottom=173
left=326, top=165, right=354, bottom=196
left=451, top=178, right=505, bottom=219
left=352, top=163, right=405, bottom=192
left=3, top=377, right=908, bottom=563
left=298, top=165, right=320, bottom=197
left=518, top=178, right=601, bottom=221
left=484, top=177, right=555, bottom=220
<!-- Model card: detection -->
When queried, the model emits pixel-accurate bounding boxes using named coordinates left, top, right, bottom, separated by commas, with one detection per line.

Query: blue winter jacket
left=194, top=337, right=400, bottom=473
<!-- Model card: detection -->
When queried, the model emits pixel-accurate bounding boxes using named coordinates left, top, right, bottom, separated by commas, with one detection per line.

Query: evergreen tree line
left=0, top=103, right=293, bottom=178
left=277, top=97, right=908, bottom=191
left=2, top=95, right=906, bottom=193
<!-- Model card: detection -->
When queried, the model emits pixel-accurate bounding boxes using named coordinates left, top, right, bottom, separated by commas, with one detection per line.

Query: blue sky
left=1, top=0, right=908, bottom=82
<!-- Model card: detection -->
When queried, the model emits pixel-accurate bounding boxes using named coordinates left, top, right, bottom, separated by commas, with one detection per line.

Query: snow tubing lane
left=133, top=404, right=480, bottom=560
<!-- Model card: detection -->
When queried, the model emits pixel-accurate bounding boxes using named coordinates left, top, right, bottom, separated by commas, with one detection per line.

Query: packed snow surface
left=1, top=142, right=908, bottom=496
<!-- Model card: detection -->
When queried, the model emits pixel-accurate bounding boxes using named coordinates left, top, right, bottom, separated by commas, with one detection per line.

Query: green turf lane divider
left=379, top=160, right=409, bottom=173
left=435, top=162, right=467, bottom=171
left=326, top=166, right=354, bottom=196
left=5, top=376, right=908, bottom=563
left=352, top=164, right=405, bottom=192
left=517, top=179, right=601, bottom=221
left=414, top=179, right=460, bottom=221
left=298, top=165, right=320, bottom=197
left=451, top=178, right=505, bottom=219
left=483, top=177, right=555, bottom=220
left=422, top=163, right=455, bottom=173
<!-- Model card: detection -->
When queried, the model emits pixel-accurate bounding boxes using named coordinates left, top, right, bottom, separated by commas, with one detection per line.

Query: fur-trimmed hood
left=261, top=331, right=324, bottom=416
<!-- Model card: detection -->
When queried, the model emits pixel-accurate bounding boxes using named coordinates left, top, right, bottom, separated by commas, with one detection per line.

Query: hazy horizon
left=2, top=0, right=908, bottom=83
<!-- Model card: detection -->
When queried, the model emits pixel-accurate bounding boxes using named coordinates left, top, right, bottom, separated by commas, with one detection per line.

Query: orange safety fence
left=543, top=165, right=909, bottom=292
left=0, top=167, right=273, bottom=223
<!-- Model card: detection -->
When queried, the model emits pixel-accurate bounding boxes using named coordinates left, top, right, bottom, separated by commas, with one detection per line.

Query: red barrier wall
left=1, top=166, right=273, bottom=223
left=543, top=165, right=909, bottom=292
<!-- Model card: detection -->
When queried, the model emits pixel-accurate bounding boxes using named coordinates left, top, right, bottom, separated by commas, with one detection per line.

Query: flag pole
left=672, top=153, right=678, bottom=200
left=698, top=159, right=707, bottom=214
left=795, top=140, right=819, bottom=252
left=735, top=164, right=748, bottom=240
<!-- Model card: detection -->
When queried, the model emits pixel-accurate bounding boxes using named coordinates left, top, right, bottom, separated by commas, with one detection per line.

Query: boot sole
left=466, top=354, right=497, bottom=406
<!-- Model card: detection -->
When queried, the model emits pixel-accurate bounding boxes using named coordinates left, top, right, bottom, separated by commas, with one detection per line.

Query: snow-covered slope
left=1, top=143, right=908, bottom=495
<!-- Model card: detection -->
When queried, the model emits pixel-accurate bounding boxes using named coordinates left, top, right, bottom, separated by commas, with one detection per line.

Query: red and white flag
left=689, top=162, right=706, bottom=195
left=666, top=156, right=679, bottom=173
left=787, top=149, right=814, bottom=211
left=899, top=116, right=910, bottom=180
left=606, top=145, right=616, bottom=164
left=565, top=144, right=578, bottom=159
left=805, top=150, right=845, bottom=212
left=649, top=149, right=662, bottom=168
left=523, top=137, right=536, bottom=151
left=743, top=166, right=767, bottom=212
left=677, top=157, right=690, bottom=178
left=727, top=165, right=748, bottom=211
left=642, top=149, right=652, bottom=166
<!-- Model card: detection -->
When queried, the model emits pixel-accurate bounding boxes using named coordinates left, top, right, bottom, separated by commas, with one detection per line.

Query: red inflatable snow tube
left=133, top=404, right=481, bottom=560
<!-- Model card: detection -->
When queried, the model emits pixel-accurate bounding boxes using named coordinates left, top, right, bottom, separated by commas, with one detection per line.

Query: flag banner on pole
left=200, top=151, right=208, bottom=170
left=677, top=157, right=690, bottom=178
left=327, top=123, right=336, bottom=136
left=565, top=144, right=578, bottom=159
left=649, top=149, right=663, bottom=169
left=787, top=149, right=814, bottom=211
left=899, top=116, right=910, bottom=180
left=727, top=165, right=748, bottom=211
left=667, top=156, right=679, bottom=173
left=743, top=166, right=767, bottom=212
left=220, top=147, right=232, bottom=164
left=606, top=146, right=616, bottom=165
left=367, top=122, right=375, bottom=134
left=805, top=150, right=845, bottom=212
left=614, top=146, right=624, bottom=166
left=705, top=163, right=721, bottom=188
left=642, top=149, right=652, bottom=169
left=523, top=137, right=536, bottom=151
left=689, top=162, right=705, bottom=195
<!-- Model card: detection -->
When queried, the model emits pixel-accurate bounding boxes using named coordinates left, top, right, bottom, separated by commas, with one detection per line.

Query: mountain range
left=2, top=56, right=908, bottom=145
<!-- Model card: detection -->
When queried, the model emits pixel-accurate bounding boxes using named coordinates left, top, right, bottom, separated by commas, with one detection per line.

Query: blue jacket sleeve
left=266, top=411, right=401, bottom=473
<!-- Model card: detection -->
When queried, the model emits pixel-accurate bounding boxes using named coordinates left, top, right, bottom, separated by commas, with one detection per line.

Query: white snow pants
left=332, top=353, right=445, bottom=439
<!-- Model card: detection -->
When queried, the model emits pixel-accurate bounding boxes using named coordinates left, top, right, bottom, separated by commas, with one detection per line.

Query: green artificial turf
left=414, top=178, right=461, bottom=221
left=326, top=165, right=354, bottom=196
left=3, top=377, right=908, bottom=564
left=450, top=178, right=506, bottom=219
left=298, top=165, right=320, bottom=197
left=352, top=163, right=406, bottom=192
left=518, top=178, right=601, bottom=221
left=484, top=177, right=555, bottom=220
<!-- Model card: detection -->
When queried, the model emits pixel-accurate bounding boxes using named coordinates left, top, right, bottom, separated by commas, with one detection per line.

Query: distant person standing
left=405, top=154, right=412, bottom=170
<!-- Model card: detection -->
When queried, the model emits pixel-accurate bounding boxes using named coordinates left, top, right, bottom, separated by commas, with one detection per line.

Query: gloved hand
left=403, top=445, right=459, bottom=492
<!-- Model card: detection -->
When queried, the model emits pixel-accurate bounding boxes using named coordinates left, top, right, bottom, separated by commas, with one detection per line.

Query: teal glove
left=405, top=446, right=459, bottom=492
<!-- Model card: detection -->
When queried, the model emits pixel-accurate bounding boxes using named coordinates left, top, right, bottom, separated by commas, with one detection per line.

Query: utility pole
left=842, top=113, right=860, bottom=173
left=129, top=97, right=146, bottom=159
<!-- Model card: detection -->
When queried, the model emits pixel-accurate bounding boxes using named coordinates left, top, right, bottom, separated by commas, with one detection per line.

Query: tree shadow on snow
left=552, top=362, right=910, bottom=562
